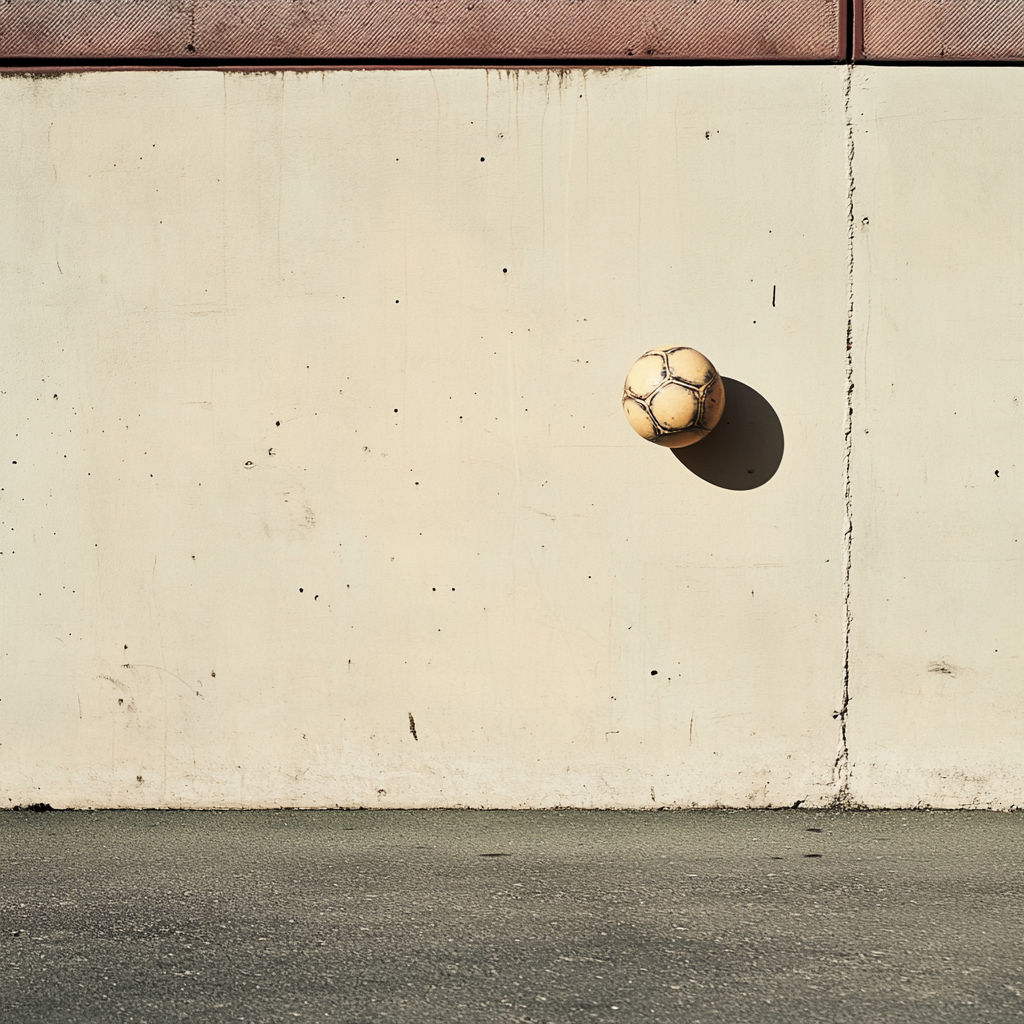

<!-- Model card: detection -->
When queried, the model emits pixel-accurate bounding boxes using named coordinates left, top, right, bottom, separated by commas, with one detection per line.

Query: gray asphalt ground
left=2, top=809, right=1022, bottom=1024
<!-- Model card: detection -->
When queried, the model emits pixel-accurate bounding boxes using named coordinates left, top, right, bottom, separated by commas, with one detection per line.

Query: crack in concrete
left=834, top=64, right=856, bottom=809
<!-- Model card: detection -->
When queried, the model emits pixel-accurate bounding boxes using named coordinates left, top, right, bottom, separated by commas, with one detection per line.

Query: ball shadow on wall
left=673, top=378, right=784, bottom=490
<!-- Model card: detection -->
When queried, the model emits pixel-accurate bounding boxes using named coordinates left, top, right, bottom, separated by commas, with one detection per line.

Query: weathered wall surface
left=848, top=68, right=1024, bottom=808
left=0, top=66, right=1019, bottom=808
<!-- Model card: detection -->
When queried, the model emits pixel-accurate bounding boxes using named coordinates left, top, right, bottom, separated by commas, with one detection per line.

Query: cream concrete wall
left=1, top=66, right=1019, bottom=809
left=848, top=68, right=1024, bottom=808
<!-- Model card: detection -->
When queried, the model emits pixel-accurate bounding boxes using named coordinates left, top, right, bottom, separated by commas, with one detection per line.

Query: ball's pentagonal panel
left=649, top=381, right=699, bottom=432
left=623, top=352, right=668, bottom=399
left=621, top=345, right=725, bottom=449
left=622, top=397, right=659, bottom=441
left=665, top=346, right=716, bottom=387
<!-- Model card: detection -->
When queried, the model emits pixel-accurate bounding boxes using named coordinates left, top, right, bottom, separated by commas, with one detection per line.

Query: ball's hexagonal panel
left=665, top=346, right=716, bottom=387
left=622, top=397, right=658, bottom=441
left=649, top=380, right=700, bottom=433
left=623, top=352, right=668, bottom=399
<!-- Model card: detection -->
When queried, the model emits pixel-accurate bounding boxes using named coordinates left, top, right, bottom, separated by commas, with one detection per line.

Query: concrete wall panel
left=848, top=68, right=1024, bottom=808
left=0, top=68, right=850, bottom=808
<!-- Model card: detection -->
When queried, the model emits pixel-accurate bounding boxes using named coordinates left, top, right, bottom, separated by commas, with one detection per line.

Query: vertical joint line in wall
left=835, top=64, right=855, bottom=808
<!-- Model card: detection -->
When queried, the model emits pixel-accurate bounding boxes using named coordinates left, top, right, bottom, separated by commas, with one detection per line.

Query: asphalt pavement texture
left=2, top=808, right=1022, bottom=1023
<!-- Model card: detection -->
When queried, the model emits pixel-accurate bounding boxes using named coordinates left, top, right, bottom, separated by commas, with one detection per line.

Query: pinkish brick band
left=857, top=0, right=1024, bottom=61
left=1, top=0, right=847, bottom=63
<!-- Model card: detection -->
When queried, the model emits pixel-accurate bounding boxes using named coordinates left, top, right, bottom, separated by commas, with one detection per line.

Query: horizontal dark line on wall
left=856, top=58, right=1024, bottom=66
left=0, top=57, right=853, bottom=72
left=6, top=58, right=1024, bottom=71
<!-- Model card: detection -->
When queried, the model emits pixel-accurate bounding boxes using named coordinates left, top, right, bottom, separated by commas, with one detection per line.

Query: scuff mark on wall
left=97, top=674, right=136, bottom=713
left=123, top=663, right=194, bottom=692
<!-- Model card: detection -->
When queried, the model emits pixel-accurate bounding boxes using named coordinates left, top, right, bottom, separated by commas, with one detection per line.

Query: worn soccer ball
left=622, top=346, right=725, bottom=448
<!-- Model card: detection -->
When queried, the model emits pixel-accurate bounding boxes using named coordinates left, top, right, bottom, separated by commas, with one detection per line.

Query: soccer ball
left=622, top=346, right=725, bottom=448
